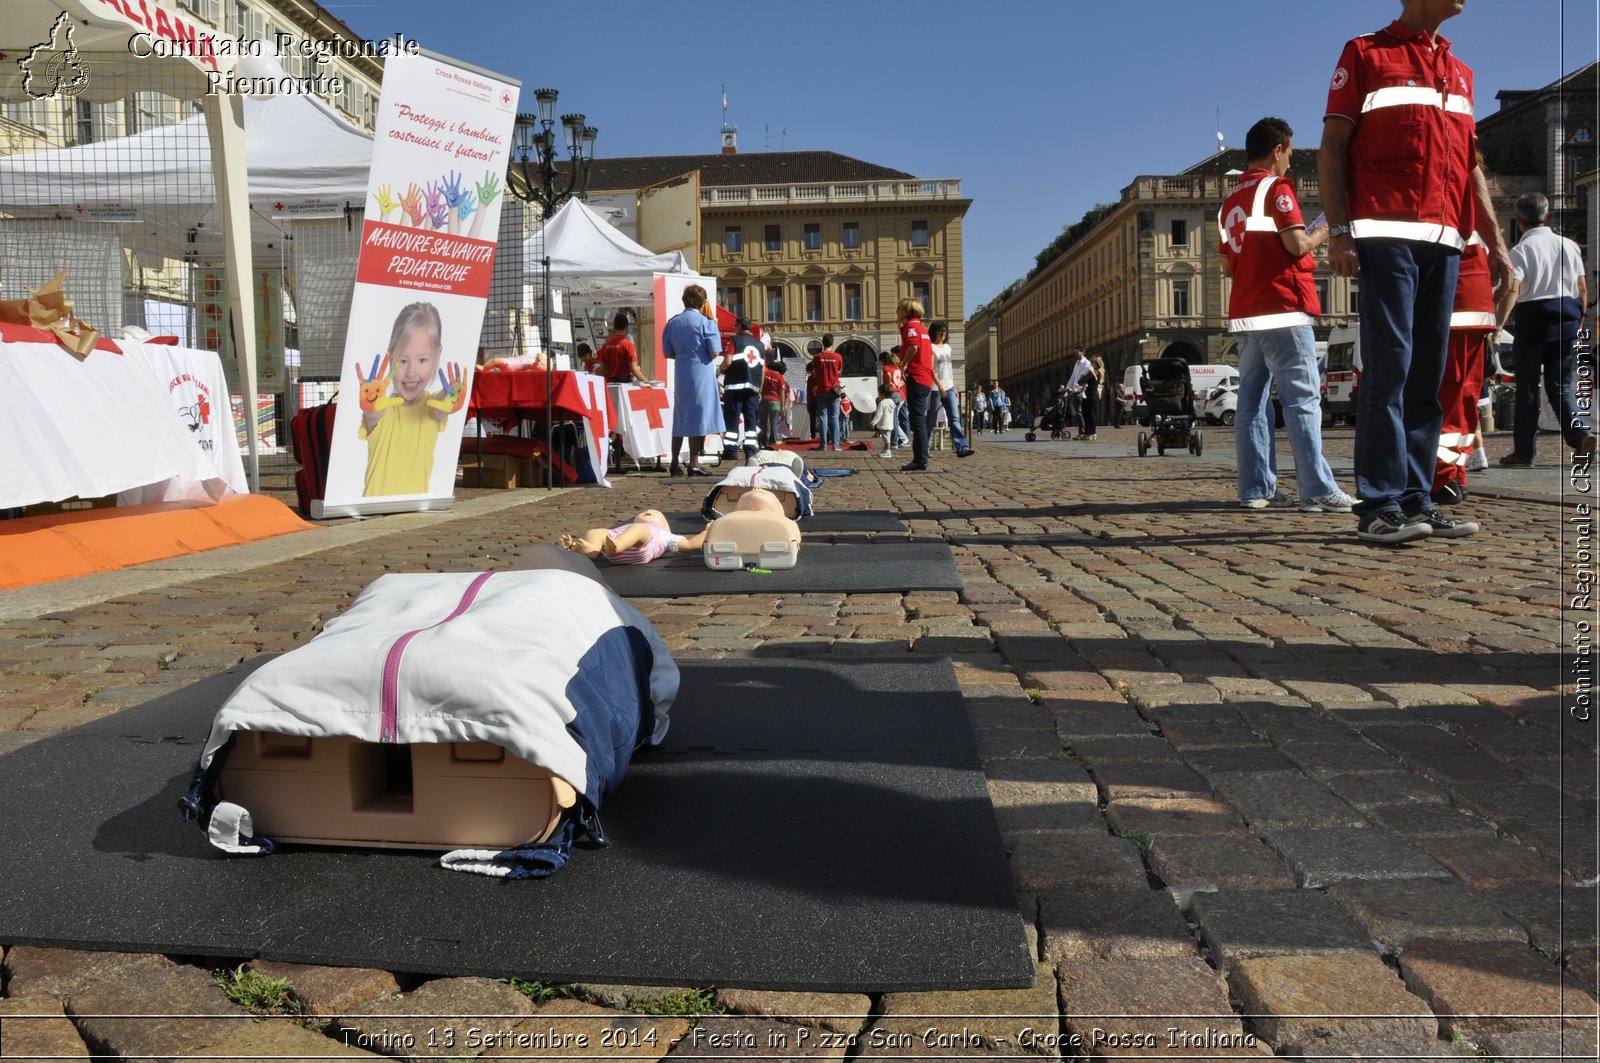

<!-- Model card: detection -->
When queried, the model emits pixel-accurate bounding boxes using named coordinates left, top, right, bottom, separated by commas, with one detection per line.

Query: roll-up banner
left=318, top=50, right=519, bottom=518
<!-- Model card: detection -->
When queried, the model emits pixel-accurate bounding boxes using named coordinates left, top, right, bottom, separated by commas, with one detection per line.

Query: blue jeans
left=816, top=393, right=842, bottom=449
left=892, top=395, right=910, bottom=447
left=939, top=388, right=970, bottom=450
left=1510, top=298, right=1589, bottom=459
left=1353, top=239, right=1459, bottom=516
left=1235, top=324, right=1337, bottom=501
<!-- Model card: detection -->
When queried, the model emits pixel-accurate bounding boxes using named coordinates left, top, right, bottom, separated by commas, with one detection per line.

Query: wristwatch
left=1328, top=224, right=1353, bottom=239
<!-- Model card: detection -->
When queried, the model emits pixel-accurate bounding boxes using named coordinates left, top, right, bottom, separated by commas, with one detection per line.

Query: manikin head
left=733, top=488, right=784, bottom=515
left=632, top=509, right=671, bottom=530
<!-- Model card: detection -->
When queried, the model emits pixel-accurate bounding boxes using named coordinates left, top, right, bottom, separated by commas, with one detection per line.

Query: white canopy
left=0, top=93, right=373, bottom=260
left=524, top=198, right=693, bottom=305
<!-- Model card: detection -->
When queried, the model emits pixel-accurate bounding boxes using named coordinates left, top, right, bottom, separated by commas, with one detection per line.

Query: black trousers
left=907, top=380, right=938, bottom=466
left=721, top=389, right=760, bottom=454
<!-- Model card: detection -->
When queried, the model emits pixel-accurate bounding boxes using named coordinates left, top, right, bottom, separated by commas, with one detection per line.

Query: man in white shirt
left=1497, top=193, right=1592, bottom=465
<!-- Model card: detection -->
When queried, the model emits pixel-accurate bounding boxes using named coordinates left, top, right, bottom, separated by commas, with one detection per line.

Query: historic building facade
left=1, top=0, right=382, bottom=319
left=996, top=147, right=1538, bottom=409
left=584, top=148, right=970, bottom=385
left=1476, top=60, right=1597, bottom=254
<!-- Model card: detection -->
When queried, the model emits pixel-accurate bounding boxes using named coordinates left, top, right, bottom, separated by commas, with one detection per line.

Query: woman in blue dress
left=661, top=284, right=725, bottom=476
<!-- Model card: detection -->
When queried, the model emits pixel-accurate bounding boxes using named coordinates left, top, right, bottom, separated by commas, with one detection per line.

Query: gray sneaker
left=1357, top=510, right=1433, bottom=545
left=1406, top=506, right=1479, bottom=538
left=1301, top=489, right=1356, bottom=513
left=1240, top=490, right=1295, bottom=510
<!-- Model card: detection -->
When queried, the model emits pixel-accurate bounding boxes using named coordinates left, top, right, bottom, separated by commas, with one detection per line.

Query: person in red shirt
left=1433, top=198, right=1501, bottom=505
left=758, top=350, right=790, bottom=447
left=593, top=313, right=646, bottom=384
left=1319, top=0, right=1509, bottom=544
left=1218, top=117, right=1353, bottom=515
left=810, top=334, right=844, bottom=450
left=897, top=297, right=938, bottom=471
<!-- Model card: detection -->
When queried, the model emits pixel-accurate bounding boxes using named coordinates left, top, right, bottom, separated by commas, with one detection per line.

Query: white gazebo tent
left=515, top=198, right=696, bottom=480
left=523, top=198, right=692, bottom=306
left=0, top=1, right=270, bottom=488
left=0, top=93, right=373, bottom=262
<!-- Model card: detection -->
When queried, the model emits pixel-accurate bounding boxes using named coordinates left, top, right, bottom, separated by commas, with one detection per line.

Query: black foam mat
left=664, top=510, right=904, bottom=533
left=0, top=659, right=1030, bottom=992
left=597, top=540, right=961, bottom=597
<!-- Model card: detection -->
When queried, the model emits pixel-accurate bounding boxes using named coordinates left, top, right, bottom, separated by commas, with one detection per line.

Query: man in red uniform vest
left=1218, top=117, right=1354, bottom=514
left=1319, top=0, right=1510, bottom=544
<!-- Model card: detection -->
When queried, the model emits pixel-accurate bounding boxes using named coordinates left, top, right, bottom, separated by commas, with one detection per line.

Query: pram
left=1026, top=393, right=1071, bottom=442
left=1137, top=357, right=1203, bottom=457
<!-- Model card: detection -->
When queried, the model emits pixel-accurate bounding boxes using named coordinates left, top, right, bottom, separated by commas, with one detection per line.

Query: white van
left=1187, top=364, right=1239, bottom=419
left=1324, top=326, right=1360, bottom=424
left=1126, top=361, right=1238, bottom=421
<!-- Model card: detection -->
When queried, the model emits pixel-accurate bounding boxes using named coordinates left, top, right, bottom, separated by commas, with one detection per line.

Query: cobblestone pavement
left=2, top=431, right=1597, bottom=1061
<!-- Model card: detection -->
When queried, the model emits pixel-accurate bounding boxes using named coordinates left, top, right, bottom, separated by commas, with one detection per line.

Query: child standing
left=871, top=384, right=897, bottom=458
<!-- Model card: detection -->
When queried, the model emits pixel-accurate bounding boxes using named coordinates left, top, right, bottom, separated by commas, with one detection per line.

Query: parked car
left=1203, top=381, right=1237, bottom=425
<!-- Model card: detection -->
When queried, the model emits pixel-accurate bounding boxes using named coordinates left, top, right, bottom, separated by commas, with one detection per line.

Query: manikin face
left=391, top=330, right=441, bottom=403
left=634, top=509, right=669, bottom=530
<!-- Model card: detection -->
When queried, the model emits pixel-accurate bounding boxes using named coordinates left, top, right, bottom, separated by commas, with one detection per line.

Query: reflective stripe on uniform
left=1351, top=219, right=1465, bottom=248
left=1361, top=86, right=1473, bottom=117
left=1229, top=311, right=1315, bottom=332
left=1451, top=311, right=1497, bottom=328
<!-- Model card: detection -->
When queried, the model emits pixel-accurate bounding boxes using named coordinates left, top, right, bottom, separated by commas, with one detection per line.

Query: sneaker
left=1466, top=456, right=1489, bottom=472
left=1357, top=509, right=1434, bottom=545
left=957, top=448, right=976, bottom=458
left=1300, top=489, right=1356, bottom=513
left=1498, top=453, right=1534, bottom=467
left=1405, top=506, right=1479, bottom=538
left=1574, top=434, right=1596, bottom=458
left=1432, top=482, right=1467, bottom=507
left=1240, top=490, right=1295, bottom=510
left=879, top=449, right=894, bottom=458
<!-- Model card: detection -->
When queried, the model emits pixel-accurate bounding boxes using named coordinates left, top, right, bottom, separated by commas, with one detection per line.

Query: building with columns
left=1476, top=60, right=1597, bottom=257
left=995, top=147, right=1540, bottom=410
left=582, top=144, right=970, bottom=387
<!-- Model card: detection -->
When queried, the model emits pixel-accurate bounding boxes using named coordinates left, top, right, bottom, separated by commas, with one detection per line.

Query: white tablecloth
left=0, top=333, right=248, bottom=509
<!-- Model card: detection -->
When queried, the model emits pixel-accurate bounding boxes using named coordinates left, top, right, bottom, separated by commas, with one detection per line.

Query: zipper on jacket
left=379, top=572, right=495, bottom=742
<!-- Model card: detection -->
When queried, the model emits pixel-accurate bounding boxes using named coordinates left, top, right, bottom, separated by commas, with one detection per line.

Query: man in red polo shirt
left=898, top=297, right=938, bottom=471
left=1319, top=0, right=1509, bottom=544
left=1218, top=117, right=1353, bottom=515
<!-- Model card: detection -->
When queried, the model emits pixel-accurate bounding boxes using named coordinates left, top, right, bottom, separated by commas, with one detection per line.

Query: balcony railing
left=703, top=179, right=962, bottom=208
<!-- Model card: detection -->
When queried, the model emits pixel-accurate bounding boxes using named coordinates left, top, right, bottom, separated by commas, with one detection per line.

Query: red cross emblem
left=629, top=386, right=671, bottom=429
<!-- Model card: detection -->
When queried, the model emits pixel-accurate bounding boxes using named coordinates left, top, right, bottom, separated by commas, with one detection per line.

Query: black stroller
left=1137, top=357, right=1203, bottom=457
left=1026, top=392, right=1071, bottom=441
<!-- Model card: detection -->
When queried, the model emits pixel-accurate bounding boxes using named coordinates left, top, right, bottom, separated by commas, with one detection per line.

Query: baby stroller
left=1026, top=394, right=1071, bottom=442
left=1137, top=357, right=1203, bottom=457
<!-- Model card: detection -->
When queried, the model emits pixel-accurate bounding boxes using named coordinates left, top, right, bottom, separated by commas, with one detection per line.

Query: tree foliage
left=1030, top=202, right=1118, bottom=280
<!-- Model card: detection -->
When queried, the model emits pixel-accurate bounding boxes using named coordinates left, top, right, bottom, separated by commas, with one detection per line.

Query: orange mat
left=0, top=495, right=316, bottom=591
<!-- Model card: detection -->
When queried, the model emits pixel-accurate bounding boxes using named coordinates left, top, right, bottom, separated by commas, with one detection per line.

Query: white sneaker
left=1301, top=489, right=1357, bottom=513
left=879, top=449, right=894, bottom=458
left=1240, top=490, right=1295, bottom=510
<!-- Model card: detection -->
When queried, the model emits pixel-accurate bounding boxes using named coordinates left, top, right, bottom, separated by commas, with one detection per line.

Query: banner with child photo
left=319, top=49, right=520, bottom=517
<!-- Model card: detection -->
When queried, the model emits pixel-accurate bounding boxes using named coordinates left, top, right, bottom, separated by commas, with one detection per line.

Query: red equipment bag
left=289, top=401, right=338, bottom=517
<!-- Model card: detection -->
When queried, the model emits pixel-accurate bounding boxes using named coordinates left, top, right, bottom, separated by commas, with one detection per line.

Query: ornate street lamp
left=506, top=88, right=598, bottom=487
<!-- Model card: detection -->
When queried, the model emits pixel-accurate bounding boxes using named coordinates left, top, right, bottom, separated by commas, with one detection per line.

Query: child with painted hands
left=558, top=509, right=705, bottom=565
left=357, top=301, right=467, bottom=496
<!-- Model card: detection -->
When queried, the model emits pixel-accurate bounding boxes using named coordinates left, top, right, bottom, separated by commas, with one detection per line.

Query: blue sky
left=333, top=1, right=1597, bottom=319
